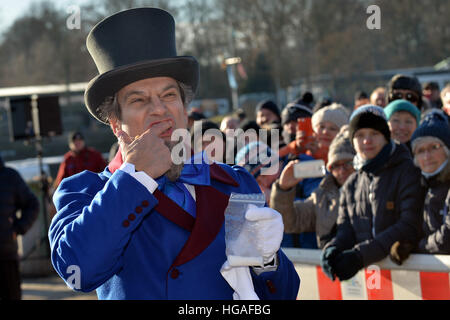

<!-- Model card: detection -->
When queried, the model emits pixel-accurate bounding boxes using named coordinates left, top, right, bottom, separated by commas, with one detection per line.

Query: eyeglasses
left=390, top=91, right=419, bottom=104
left=414, top=143, right=443, bottom=157
left=329, top=160, right=354, bottom=171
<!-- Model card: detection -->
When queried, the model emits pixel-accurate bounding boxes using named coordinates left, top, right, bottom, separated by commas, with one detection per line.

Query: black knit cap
left=255, top=100, right=281, bottom=121
left=349, top=105, right=390, bottom=145
left=68, top=131, right=84, bottom=143
left=387, top=74, right=423, bottom=109
left=281, top=103, right=312, bottom=125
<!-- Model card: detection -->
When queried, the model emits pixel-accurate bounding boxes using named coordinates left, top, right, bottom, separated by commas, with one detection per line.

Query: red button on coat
left=266, top=280, right=276, bottom=294
left=135, top=206, right=143, bottom=213
left=170, top=268, right=180, bottom=279
left=122, top=220, right=130, bottom=228
left=128, top=213, right=136, bottom=221
left=142, top=200, right=149, bottom=207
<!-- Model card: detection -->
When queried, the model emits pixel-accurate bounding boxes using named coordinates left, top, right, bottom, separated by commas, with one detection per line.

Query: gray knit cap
left=327, top=125, right=356, bottom=170
left=312, top=103, right=350, bottom=132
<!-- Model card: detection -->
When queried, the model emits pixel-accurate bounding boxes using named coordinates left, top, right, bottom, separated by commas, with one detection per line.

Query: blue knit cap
left=384, top=99, right=421, bottom=125
left=235, top=141, right=279, bottom=177
left=411, top=109, right=450, bottom=149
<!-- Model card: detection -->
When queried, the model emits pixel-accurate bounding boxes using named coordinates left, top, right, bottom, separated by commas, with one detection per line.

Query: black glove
left=389, top=241, right=415, bottom=265
left=333, top=249, right=364, bottom=281
left=320, top=246, right=340, bottom=281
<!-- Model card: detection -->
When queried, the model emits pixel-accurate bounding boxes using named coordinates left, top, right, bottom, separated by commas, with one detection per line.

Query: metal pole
left=31, top=94, right=51, bottom=259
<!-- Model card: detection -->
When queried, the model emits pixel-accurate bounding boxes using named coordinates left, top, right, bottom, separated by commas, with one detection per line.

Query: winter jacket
left=53, top=147, right=107, bottom=189
left=0, top=157, right=39, bottom=261
left=324, top=143, right=425, bottom=267
left=270, top=174, right=339, bottom=248
left=417, top=160, right=450, bottom=254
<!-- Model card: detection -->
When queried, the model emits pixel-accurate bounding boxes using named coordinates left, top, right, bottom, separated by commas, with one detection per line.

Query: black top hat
left=84, top=7, right=199, bottom=123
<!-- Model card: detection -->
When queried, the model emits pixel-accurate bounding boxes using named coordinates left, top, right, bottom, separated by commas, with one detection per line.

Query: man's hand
left=278, top=160, right=303, bottom=190
left=333, top=249, right=363, bottom=281
left=244, top=205, right=284, bottom=265
left=320, top=246, right=340, bottom=281
left=117, top=121, right=173, bottom=179
left=390, top=241, right=415, bottom=265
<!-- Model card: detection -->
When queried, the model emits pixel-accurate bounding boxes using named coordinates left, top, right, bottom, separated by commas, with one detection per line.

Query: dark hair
left=355, top=91, right=368, bottom=101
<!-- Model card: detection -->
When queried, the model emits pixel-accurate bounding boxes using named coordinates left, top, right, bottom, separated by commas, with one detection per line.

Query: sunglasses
left=390, top=91, right=419, bottom=104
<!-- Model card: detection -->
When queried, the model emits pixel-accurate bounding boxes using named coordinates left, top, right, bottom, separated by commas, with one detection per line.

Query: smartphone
left=293, top=159, right=326, bottom=179
left=297, top=117, right=314, bottom=138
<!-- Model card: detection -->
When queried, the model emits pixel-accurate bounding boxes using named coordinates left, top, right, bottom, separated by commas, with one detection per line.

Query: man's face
left=371, top=92, right=386, bottom=108
left=353, top=128, right=388, bottom=160
left=70, top=138, right=85, bottom=153
left=282, top=120, right=297, bottom=143
left=423, top=88, right=440, bottom=102
left=110, top=77, right=187, bottom=143
left=256, top=109, right=278, bottom=126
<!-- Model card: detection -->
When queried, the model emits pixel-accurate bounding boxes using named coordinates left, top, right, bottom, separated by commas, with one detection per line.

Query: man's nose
left=150, top=97, right=167, bottom=116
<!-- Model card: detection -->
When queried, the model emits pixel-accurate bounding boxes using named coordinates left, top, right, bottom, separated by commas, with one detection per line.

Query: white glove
left=244, top=204, right=284, bottom=265
left=221, top=204, right=283, bottom=300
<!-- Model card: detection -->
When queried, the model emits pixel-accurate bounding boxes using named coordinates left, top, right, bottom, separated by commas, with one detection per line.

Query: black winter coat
left=417, top=161, right=450, bottom=254
left=0, top=157, right=39, bottom=261
left=325, top=143, right=425, bottom=266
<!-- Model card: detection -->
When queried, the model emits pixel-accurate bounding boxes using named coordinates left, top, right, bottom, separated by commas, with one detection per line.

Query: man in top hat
left=48, top=8, right=299, bottom=300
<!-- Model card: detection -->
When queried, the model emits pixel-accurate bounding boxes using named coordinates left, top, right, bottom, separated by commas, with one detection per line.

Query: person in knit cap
left=387, top=74, right=428, bottom=112
left=279, top=103, right=313, bottom=149
left=270, top=125, right=356, bottom=248
left=403, top=110, right=449, bottom=256
left=320, top=104, right=424, bottom=281
left=384, top=99, right=421, bottom=153
left=310, top=103, right=350, bottom=165
left=255, top=99, right=281, bottom=127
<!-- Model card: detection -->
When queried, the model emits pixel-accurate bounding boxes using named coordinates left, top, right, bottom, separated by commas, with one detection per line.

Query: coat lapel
left=171, top=185, right=230, bottom=267
left=170, top=163, right=239, bottom=267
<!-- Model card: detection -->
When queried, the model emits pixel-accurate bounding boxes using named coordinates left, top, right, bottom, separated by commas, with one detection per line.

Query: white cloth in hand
left=220, top=261, right=260, bottom=300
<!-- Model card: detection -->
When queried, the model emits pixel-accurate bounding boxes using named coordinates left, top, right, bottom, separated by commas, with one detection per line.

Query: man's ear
left=109, top=118, right=121, bottom=137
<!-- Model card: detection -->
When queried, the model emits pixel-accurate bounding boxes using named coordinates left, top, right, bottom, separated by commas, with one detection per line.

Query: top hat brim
left=84, top=56, right=199, bottom=124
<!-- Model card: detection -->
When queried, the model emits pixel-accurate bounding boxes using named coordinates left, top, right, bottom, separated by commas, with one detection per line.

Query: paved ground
left=21, top=272, right=97, bottom=300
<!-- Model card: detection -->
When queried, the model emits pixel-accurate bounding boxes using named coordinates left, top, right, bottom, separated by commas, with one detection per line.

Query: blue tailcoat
left=49, top=158, right=300, bottom=300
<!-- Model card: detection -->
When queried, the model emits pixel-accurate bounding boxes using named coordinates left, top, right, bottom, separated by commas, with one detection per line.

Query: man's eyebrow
left=121, top=84, right=179, bottom=102
left=122, top=90, right=146, bottom=102
left=161, top=84, right=180, bottom=93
